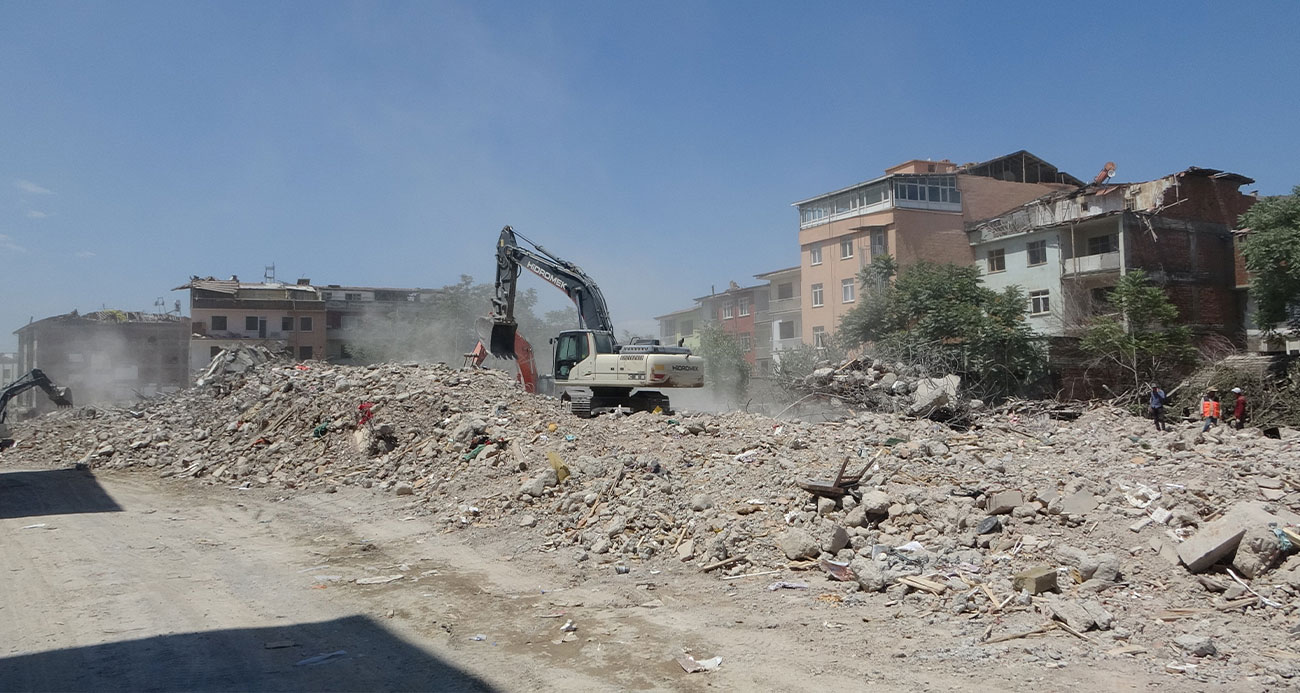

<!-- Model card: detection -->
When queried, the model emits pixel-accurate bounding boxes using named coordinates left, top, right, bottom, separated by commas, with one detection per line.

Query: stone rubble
left=8, top=349, right=1300, bottom=686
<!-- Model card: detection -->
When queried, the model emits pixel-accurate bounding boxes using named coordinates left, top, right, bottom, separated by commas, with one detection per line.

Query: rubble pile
left=9, top=353, right=1300, bottom=684
left=798, top=358, right=972, bottom=418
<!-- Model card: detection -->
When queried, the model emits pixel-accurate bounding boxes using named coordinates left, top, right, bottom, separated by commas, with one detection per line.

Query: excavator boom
left=0, top=368, right=73, bottom=449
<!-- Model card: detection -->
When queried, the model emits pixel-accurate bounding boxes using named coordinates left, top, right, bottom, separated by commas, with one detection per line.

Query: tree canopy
left=838, top=257, right=1045, bottom=399
left=1079, top=269, right=1196, bottom=391
left=1240, top=185, right=1300, bottom=333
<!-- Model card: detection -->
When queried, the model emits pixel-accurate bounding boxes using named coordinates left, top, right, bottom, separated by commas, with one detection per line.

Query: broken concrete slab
left=1061, top=491, right=1098, bottom=516
left=986, top=490, right=1023, bottom=516
left=1177, top=501, right=1300, bottom=573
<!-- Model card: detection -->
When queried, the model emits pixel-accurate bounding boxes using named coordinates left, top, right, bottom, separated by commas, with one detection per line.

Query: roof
left=15, top=310, right=186, bottom=335
left=316, top=284, right=444, bottom=294
left=653, top=306, right=703, bottom=320
left=753, top=266, right=800, bottom=280
left=693, top=283, right=764, bottom=302
left=174, top=277, right=319, bottom=294
left=957, top=149, right=1085, bottom=187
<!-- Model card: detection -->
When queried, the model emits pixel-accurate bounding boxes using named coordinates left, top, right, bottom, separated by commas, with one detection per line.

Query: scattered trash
left=676, top=653, right=723, bottom=673
left=767, top=581, right=809, bottom=591
left=818, top=558, right=856, bottom=582
left=560, top=620, right=577, bottom=632
left=469, top=634, right=487, bottom=642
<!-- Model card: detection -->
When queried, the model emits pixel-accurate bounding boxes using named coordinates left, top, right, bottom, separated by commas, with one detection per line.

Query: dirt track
left=1, top=463, right=1221, bottom=692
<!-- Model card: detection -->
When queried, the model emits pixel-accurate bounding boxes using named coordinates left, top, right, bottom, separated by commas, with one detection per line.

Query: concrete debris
left=7, top=350, right=1300, bottom=685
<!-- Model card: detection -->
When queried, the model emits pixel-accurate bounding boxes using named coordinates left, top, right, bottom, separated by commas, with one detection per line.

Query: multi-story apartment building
left=12, top=310, right=190, bottom=414
left=967, top=166, right=1256, bottom=340
left=754, top=266, right=801, bottom=369
left=178, top=277, right=326, bottom=370
left=654, top=306, right=703, bottom=351
left=695, top=282, right=767, bottom=366
left=792, top=151, right=1079, bottom=344
left=316, top=284, right=445, bottom=362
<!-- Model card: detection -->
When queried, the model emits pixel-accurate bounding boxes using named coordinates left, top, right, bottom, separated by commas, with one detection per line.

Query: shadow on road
left=0, top=468, right=123, bottom=520
left=0, top=614, right=499, bottom=692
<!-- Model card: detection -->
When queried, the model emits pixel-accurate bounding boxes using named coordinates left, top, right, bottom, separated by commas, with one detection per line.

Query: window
left=1027, top=240, right=1048, bottom=266
left=841, top=278, right=855, bottom=303
left=811, top=283, right=824, bottom=307
left=299, top=317, right=313, bottom=332
left=778, top=321, right=796, bottom=339
left=680, top=319, right=693, bottom=335
left=210, top=346, right=222, bottom=358
left=738, top=297, right=750, bottom=316
left=245, top=316, right=260, bottom=331
left=1090, top=287, right=1114, bottom=314
left=344, top=292, right=362, bottom=301
left=663, top=319, right=676, bottom=337
left=813, top=326, right=827, bottom=348
left=740, top=334, right=752, bottom=352
left=327, top=312, right=342, bottom=329
left=987, top=248, right=1006, bottom=273
left=299, top=346, right=313, bottom=360
left=870, top=229, right=887, bottom=257
left=722, top=303, right=734, bottom=319
left=810, top=244, right=823, bottom=265
left=341, top=315, right=362, bottom=329
left=776, top=282, right=793, bottom=300
left=281, top=317, right=294, bottom=332
left=1087, top=234, right=1119, bottom=255
left=1029, top=290, right=1050, bottom=315
left=840, top=238, right=854, bottom=259
left=321, top=292, right=333, bottom=300
left=210, top=315, right=227, bottom=331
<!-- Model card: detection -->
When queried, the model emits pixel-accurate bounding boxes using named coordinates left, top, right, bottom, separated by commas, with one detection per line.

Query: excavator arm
left=0, top=369, right=73, bottom=425
left=0, top=369, right=73, bottom=449
left=482, top=225, right=614, bottom=359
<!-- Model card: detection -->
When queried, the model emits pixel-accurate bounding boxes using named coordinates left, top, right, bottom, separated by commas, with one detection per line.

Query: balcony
left=772, top=337, right=804, bottom=352
left=1063, top=251, right=1120, bottom=276
left=768, top=297, right=801, bottom=315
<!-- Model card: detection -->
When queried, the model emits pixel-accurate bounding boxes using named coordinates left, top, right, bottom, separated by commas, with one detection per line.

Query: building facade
left=654, top=306, right=703, bottom=351
left=178, top=277, right=327, bottom=370
left=753, top=266, right=801, bottom=370
left=792, top=151, right=1078, bottom=344
left=12, top=311, right=190, bottom=414
left=968, top=167, right=1256, bottom=340
left=316, top=284, right=445, bottom=362
left=695, top=282, right=767, bottom=366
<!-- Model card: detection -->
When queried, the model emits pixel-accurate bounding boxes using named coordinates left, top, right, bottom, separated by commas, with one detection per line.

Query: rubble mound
left=8, top=356, right=1300, bottom=683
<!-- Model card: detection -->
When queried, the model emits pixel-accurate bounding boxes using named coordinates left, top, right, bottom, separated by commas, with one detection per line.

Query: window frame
left=778, top=320, right=795, bottom=340
left=1026, top=239, right=1048, bottom=266
left=776, top=282, right=794, bottom=300
left=1029, top=289, right=1050, bottom=316
left=812, top=326, right=827, bottom=348
left=870, top=229, right=887, bottom=257
left=811, top=283, right=824, bottom=307
left=281, top=316, right=295, bottom=332
left=244, top=316, right=260, bottom=331
left=841, top=277, right=855, bottom=303
left=840, top=238, right=854, bottom=260
left=722, top=303, right=734, bottom=320
left=738, top=296, right=750, bottom=317
left=986, top=248, right=1006, bottom=273
left=210, top=315, right=227, bottom=331
left=299, top=316, right=313, bottom=332
left=809, top=244, right=823, bottom=266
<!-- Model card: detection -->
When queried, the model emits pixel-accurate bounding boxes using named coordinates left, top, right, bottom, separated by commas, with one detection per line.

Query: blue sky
left=2, top=1, right=1298, bottom=350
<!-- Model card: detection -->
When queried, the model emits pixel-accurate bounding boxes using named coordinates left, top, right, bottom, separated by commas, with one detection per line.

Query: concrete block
left=1012, top=565, right=1057, bottom=594
left=987, top=490, right=1023, bottom=515
left=1177, top=501, right=1300, bottom=573
left=1061, top=491, right=1098, bottom=516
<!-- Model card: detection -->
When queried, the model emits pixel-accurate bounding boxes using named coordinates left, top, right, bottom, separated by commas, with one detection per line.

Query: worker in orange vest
left=1200, top=388, right=1220, bottom=432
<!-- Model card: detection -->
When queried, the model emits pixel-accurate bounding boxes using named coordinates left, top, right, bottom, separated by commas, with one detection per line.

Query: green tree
left=697, top=322, right=750, bottom=404
left=1240, top=186, right=1300, bottom=333
left=1079, top=269, right=1197, bottom=391
left=838, top=258, right=1046, bottom=399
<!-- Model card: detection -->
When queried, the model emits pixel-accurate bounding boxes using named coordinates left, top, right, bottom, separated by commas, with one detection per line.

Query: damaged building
left=12, top=310, right=190, bottom=415
left=967, top=166, right=1258, bottom=393
left=177, top=277, right=327, bottom=370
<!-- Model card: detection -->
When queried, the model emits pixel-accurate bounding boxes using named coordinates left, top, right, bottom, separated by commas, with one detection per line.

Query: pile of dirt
left=8, top=352, right=1300, bottom=686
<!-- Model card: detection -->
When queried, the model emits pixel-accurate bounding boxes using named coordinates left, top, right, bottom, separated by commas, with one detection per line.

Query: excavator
left=0, top=369, right=74, bottom=451
left=472, top=226, right=704, bottom=417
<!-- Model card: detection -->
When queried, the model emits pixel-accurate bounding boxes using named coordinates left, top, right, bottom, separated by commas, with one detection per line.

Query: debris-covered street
left=4, top=354, right=1299, bottom=691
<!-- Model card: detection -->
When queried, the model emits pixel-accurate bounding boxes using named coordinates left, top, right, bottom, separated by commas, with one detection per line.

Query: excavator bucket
left=476, top=316, right=518, bottom=360
left=51, top=387, right=73, bottom=408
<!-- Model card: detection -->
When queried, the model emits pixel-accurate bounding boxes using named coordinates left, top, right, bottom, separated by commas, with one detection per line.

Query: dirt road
left=1, top=465, right=1193, bottom=691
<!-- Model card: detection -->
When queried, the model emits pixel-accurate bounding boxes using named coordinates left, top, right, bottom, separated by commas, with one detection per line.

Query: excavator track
left=566, top=395, right=592, bottom=418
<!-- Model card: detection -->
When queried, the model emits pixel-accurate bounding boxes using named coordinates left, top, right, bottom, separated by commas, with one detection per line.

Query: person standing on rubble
left=1231, top=387, right=1247, bottom=430
left=1149, top=384, right=1168, bottom=432
left=1200, top=388, right=1221, bottom=432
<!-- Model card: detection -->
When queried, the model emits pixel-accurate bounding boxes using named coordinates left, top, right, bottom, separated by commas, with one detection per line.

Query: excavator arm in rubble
left=0, top=368, right=74, bottom=449
left=479, top=225, right=614, bottom=359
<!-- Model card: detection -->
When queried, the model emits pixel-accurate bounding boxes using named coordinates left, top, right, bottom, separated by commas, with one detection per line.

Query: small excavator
left=0, top=369, right=74, bottom=450
left=471, top=226, right=704, bottom=417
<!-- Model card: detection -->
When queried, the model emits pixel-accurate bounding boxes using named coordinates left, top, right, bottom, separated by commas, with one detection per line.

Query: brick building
left=792, top=151, right=1079, bottom=344
left=968, top=167, right=1256, bottom=340
left=12, top=310, right=190, bottom=414
left=694, top=282, right=767, bottom=366
left=178, top=277, right=327, bottom=370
